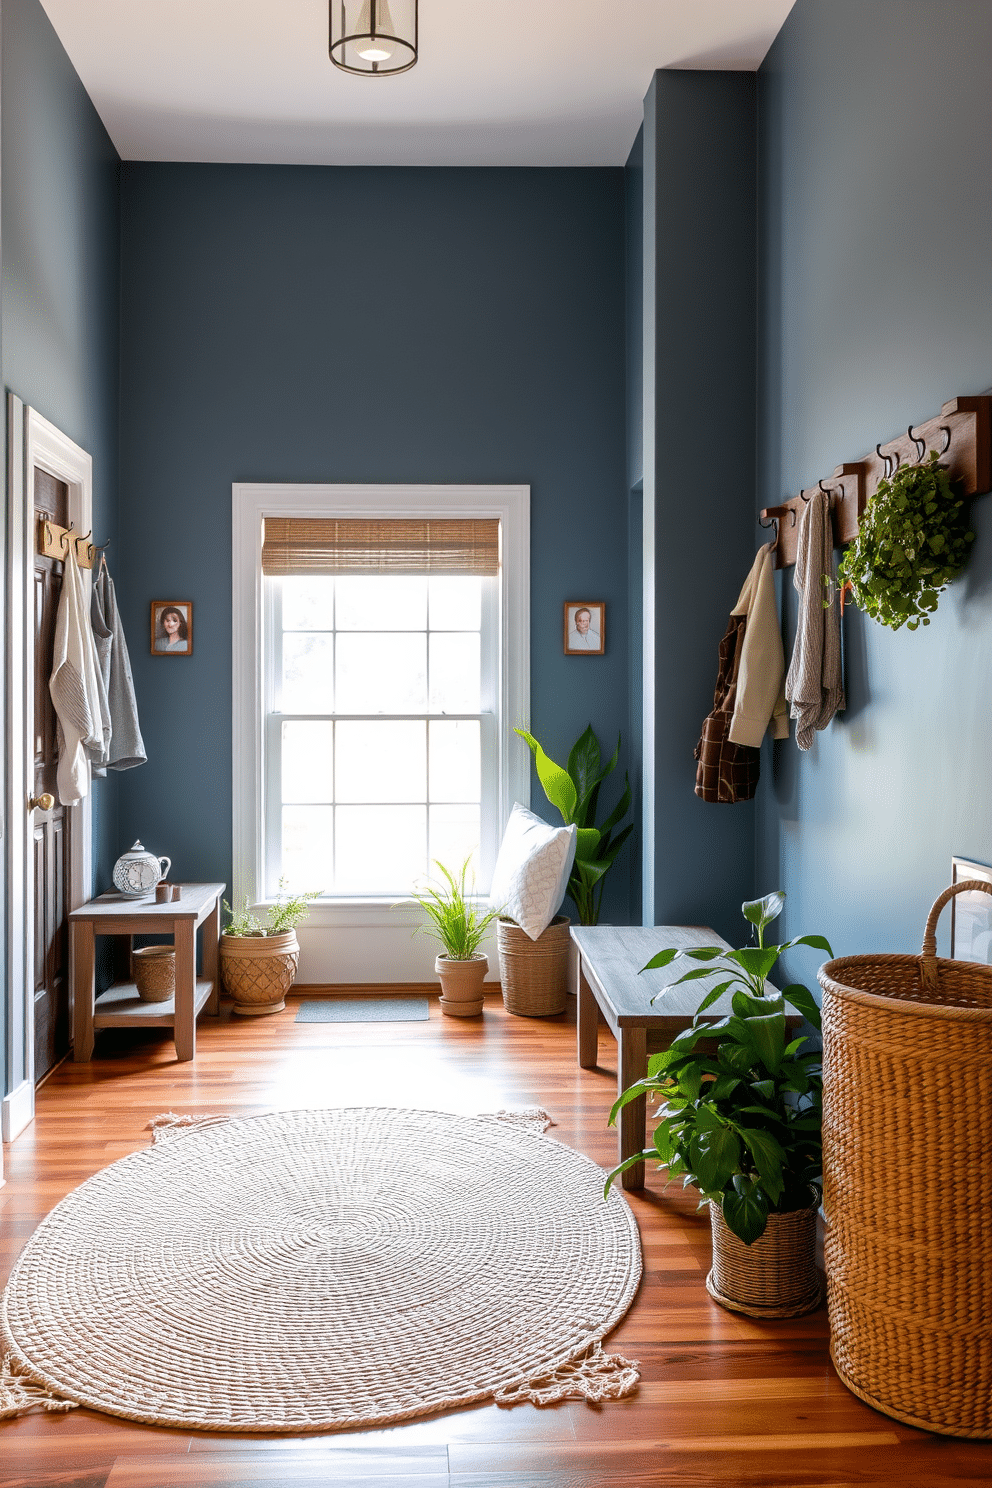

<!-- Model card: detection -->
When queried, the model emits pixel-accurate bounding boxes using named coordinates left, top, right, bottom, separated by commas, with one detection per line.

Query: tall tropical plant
left=515, top=725, right=632, bottom=926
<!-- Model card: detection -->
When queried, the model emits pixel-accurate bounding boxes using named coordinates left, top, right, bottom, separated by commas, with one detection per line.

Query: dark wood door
left=33, top=469, right=72, bottom=1080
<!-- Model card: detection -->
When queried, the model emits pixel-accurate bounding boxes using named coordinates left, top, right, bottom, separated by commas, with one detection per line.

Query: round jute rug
left=1, top=1107, right=641, bottom=1432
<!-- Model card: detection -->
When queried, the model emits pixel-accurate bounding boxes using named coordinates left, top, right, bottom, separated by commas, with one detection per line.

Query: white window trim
left=232, top=484, right=530, bottom=931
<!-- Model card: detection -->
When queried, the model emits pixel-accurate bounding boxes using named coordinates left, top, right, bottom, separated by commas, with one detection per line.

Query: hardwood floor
left=2, top=991, right=989, bottom=1487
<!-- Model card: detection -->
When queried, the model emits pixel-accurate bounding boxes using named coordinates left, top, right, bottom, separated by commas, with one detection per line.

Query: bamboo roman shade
left=261, top=518, right=500, bottom=576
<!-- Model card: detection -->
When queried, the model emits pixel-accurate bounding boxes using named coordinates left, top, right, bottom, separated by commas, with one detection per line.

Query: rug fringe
left=494, top=1340, right=640, bottom=1407
left=147, top=1112, right=231, bottom=1144
left=482, top=1106, right=555, bottom=1134
left=0, top=1356, right=77, bottom=1420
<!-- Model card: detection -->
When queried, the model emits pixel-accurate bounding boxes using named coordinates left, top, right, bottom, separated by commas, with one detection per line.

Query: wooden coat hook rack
left=38, top=518, right=98, bottom=570
left=760, top=394, right=992, bottom=570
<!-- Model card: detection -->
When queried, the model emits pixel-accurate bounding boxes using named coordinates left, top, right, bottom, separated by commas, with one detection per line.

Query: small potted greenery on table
left=607, top=891, right=831, bottom=1318
left=409, top=858, right=502, bottom=1017
left=220, top=880, right=321, bottom=1016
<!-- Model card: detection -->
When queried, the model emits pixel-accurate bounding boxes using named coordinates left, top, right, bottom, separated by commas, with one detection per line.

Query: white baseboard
left=1, top=1078, right=35, bottom=1142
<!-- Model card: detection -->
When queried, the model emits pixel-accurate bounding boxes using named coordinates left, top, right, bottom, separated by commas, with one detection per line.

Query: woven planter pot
left=131, top=945, right=175, bottom=1003
left=818, top=879, right=992, bottom=1438
left=706, top=1200, right=822, bottom=1318
left=497, top=915, right=570, bottom=1017
left=220, top=931, right=299, bottom=1016
left=435, top=954, right=487, bottom=1017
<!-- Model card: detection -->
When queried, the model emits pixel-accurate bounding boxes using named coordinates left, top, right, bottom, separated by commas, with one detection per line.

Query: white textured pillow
left=489, top=803, right=578, bottom=941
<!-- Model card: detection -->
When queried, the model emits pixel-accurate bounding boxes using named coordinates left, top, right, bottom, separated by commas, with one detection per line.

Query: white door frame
left=3, top=396, right=93, bottom=1142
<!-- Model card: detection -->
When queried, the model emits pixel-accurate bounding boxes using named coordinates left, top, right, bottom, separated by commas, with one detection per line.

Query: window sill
left=253, top=897, right=493, bottom=931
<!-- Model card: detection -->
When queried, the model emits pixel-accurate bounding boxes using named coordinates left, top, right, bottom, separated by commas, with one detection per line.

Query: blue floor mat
left=295, top=997, right=430, bottom=1023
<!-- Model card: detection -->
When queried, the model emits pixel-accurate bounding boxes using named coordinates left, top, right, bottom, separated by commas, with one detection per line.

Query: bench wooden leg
left=618, top=1025, right=647, bottom=1190
left=576, top=959, right=599, bottom=1070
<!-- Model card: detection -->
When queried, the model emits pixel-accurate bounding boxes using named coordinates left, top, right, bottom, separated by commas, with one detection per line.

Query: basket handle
left=920, top=880, right=992, bottom=991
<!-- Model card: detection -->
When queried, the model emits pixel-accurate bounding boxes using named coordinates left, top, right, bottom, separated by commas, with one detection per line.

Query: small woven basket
left=819, top=879, right=992, bottom=1438
left=497, top=915, right=570, bottom=1017
left=131, top=945, right=175, bottom=1003
left=707, top=1201, right=822, bottom=1318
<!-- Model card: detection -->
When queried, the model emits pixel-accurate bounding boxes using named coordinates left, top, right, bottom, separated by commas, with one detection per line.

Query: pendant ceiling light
left=330, top=0, right=418, bottom=76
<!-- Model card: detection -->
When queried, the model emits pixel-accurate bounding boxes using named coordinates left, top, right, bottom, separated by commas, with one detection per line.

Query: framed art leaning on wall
left=950, top=856, right=992, bottom=963
left=563, top=601, right=605, bottom=655
left=151, top=600, right=193, bottom=656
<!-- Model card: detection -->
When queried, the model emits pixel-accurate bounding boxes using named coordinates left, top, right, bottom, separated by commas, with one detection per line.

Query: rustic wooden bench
left=571, top=924, right=796, bottom=1191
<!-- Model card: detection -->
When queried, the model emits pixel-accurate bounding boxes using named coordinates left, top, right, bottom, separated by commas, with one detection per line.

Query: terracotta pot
left=706, top=1199, right=822, bottom=1318
left=220, top=931, right=299, bottom=1015
left=435, top=953, right=487, bottom=1017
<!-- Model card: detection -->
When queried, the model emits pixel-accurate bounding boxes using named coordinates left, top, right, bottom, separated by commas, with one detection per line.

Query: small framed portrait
left=950, top=857, right=992, bottom=964
left=151, top=600, right=193, bottom=657
left=563, top=601, right=605, bottom=656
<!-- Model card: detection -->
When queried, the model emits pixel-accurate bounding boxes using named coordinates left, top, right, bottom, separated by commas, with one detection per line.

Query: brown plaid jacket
left=694, top=614, right=761, bottom=804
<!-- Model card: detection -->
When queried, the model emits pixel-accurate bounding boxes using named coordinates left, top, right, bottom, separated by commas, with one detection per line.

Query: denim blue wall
left=757, top=0, right=992, bottom=977
left=1, top=0, right=121, bottom=1090
left=641, top=72, right=758, bottom=942
left=116, top=164, right=633, bottom=922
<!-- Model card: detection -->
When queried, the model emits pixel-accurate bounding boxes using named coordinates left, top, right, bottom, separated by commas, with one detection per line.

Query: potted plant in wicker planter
left=408, top=858, right=502, bottom=1017
left=220, top=882, right=320, bottom=1016
left=607, top=892, right=831, bottom=1318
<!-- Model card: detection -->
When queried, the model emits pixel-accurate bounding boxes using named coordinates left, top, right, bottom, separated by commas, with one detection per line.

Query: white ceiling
left=40, top=1, right=795, bottom=167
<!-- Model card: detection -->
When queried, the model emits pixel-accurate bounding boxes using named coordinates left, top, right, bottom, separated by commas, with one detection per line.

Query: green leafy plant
left=222, top=896, right=265, bottom=937
left=606, top=892, right=831, bottom=1245
left=267, top=881, right=322, bottom=934
left=223, top=879, right=321, bottom=937
left=514, top=725, right=633, bottom=926
left=409, top=857, right=503, bottom=959
left=836, top=451, right=974, bottom=630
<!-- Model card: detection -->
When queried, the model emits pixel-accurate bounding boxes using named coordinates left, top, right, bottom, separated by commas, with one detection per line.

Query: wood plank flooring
left=2, top=991, right=990, bottom=1487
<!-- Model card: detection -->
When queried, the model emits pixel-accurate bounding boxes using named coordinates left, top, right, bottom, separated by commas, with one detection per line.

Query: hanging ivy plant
left=836, top=451, right=975, bottom=630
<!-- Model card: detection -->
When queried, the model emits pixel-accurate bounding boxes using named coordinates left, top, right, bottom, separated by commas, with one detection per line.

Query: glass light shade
left=330, top=0, right=417, bottom=76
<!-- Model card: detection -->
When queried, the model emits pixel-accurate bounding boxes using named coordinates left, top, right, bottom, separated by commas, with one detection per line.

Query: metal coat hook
left=939, top=425, right=952, bottom=455
left=875, top=443, right=899, bottom=478
left=908, top=425, right=926, bottom=463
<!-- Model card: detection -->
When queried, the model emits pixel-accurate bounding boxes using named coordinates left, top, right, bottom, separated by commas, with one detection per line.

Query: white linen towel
left=49, top=545, right=105, bottom=803
left=785, top=488, right=845, bottom=750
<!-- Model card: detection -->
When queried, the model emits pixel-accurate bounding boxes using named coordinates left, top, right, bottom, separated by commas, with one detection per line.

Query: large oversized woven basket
left=818, top=880, right=992, bottom=1438
left=497, top=915, right=570, bottom=1017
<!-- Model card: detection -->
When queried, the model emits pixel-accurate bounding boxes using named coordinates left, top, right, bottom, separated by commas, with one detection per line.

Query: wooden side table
left=69, top=883, right=225, bottom=1063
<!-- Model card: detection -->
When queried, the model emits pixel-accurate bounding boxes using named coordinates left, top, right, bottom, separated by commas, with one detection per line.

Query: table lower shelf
left=92, top=979, right=216, bottom=1029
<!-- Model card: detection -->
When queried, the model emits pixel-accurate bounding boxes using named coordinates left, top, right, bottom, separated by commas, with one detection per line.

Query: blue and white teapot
left=112, top=841, right=172, bottom=898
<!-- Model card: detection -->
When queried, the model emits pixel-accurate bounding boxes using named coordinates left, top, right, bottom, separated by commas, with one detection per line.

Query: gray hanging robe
left=91, top=561, right=147, bottom=771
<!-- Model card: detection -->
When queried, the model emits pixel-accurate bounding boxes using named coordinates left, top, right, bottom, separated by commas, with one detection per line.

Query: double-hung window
left=233, top=486, right=529, bottom=916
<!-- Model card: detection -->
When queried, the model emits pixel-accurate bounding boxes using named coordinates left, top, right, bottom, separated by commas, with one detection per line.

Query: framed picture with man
left=151, top=600, right=193, bottom=656
left=563, top=601, right=605, bottom=656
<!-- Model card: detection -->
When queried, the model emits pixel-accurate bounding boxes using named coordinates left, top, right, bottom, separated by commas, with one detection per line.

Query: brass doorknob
left=29, top=793, right=55, bottom=812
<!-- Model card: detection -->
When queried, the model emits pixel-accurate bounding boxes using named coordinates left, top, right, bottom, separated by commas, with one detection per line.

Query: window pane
left=282, top=722, right=333, bottom=803
left=283, top=634, right=334, bottom=712
left=281, top=577, right=334, bottom=631
left=282, top=806, right=333, bottom=894
left=336, top=634, right=427, bottom=713
left=336, top=720, right=426, bottom=803
left=429, top=576, right=481, bottom=631
left=336, top=576, right=427, bottom=631
left=429, top=633, right=480, bottom=713
left=335, top=806, right=426, bottom=893
left=429, top=805, right=481, bottom=882
left=429, top=721, right=480, bottom=803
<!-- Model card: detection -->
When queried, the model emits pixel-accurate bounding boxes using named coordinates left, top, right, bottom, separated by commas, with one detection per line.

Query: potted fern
left=220, top=881, right=320, bottom=1016
left=606, top=891, right=831, bottom=1317
left=408, top=858, right=502, bottom=1017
